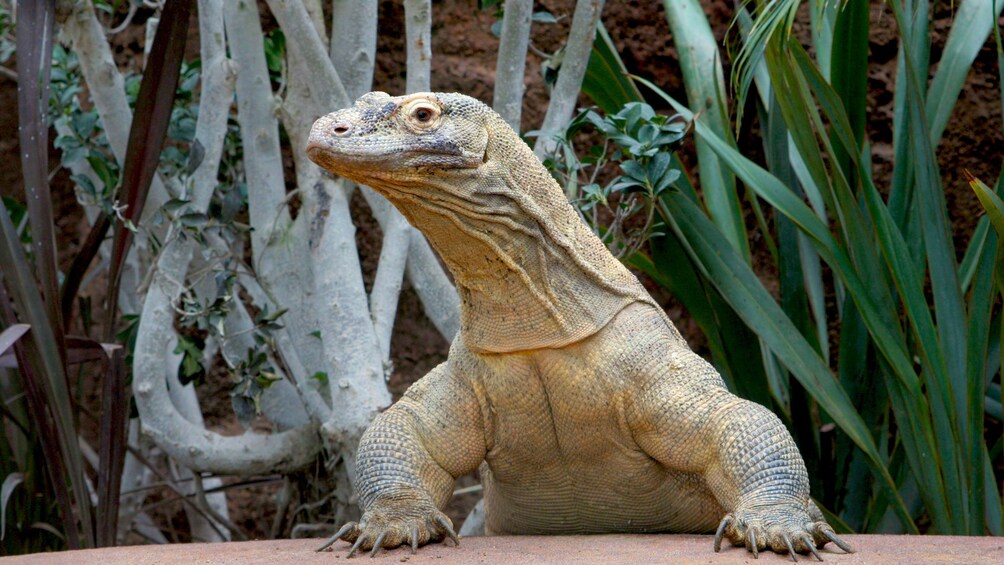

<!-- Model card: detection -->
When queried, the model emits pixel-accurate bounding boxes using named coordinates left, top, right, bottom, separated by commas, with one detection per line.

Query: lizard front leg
left=318, top=362, right=486, bottom=557
left=630, top=348, right=852, bottom=560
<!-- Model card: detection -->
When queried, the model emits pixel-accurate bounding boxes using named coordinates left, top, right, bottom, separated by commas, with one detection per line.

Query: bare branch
left=330, top=0, right=377, bottom=101
left=369, top=214, right=410, bottom=361
left=533, top=0, right=605, bottom=159
left=224, top=0, right=289, bottom=256
left=57, top=0, right=169, bottom=222
left=403, top=0, right=431, bottom=93
left=133, top=4, right=321, bottom=475
left=264, top=0, right=349, bottom=109
left=493, top=0, right=532, bottom=131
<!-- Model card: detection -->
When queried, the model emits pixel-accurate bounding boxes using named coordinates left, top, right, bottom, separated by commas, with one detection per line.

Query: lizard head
left=306, top=91, right=489, bottom=186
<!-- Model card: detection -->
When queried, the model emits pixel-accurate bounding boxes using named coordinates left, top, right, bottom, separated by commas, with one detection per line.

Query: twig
left=193, top=474, right=248, bottom=541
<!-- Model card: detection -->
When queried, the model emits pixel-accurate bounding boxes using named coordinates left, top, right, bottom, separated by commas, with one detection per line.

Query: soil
left=1, top=0, right=1001, bottom=546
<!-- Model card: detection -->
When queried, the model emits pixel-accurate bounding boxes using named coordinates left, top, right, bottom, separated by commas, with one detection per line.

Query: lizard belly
left=482, top=446, right=723, bottom=535
left=474, top=333, right=723, bottom=535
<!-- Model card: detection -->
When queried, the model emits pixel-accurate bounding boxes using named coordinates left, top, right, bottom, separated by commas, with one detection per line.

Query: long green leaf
left=701, top=116, right=922, bottom=385
left=662, top=0, right=748, bottom=261
left=581, top=22, right=643, bottom=114
left=926, top=0, right=1004, bottom=146
left=887, top=0, right=927, bottom=269
left=792, top=39, right=967, bottom=533
left=658, top=191, right=913, bottom=529
left=829, top=0, right=868, bottom=179
left=808, top=0, right=839, bottom=79
left=731, top=0, right=799, bottom=122
left=890, top=0, right=974, bottom=532
left=965, top=196, right=997, bottom=535
left=639, top=72, right=922, bottom=396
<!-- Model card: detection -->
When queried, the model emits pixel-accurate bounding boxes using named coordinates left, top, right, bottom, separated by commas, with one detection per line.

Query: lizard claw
left=317, top=521, right=358, bottom=552
left=713, top=514, right=732, bottom=552
left=409, top=525, right=420, bottom=554
left=823, top=529, right=855, bottom=553
left=319, top=496, right=459, bottom=557
left=802, top=533, right=823, bottom=561
left=435, top=513, right=461, bottom=546
left=369, top=531, right=388, bottom=558
left=347, top=534, right=367, bottom=558
left=783, top=533, right=797, bottom=562
left=714, top=502, right=853, bottom=559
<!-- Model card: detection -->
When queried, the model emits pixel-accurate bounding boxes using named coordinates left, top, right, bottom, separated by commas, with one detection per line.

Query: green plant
left=564, top=0, right=1004, bottom=536
left=0, top=0, right=192, bottom=552
left=534, top=102, right=685, bottom=258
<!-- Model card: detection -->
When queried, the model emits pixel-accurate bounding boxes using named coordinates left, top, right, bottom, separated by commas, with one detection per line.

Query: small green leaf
left=2, top=472, right=25, bottom=540
left=531, top=11, right=557, bottom=24
left=969, top=173, right=1004, bottom=238
left=263, top=29, right=286, bottom=74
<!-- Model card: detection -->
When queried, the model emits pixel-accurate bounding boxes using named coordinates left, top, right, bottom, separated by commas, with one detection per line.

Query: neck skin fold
left=372, top=123, right=651, bottom=354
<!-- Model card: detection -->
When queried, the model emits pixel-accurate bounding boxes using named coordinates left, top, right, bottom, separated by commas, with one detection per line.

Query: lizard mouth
left=307, top=132, right=482, bottom=182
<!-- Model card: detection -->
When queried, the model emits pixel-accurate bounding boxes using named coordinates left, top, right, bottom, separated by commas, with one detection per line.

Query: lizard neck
left=377, top=127, right=651, bottom=353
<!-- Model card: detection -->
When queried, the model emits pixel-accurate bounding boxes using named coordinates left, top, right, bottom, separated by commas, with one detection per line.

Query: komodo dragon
left=305, top=91, right=853, bottom=560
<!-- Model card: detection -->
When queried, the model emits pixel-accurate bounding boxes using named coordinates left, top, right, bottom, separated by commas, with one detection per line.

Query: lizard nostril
left=331, top=122, right=352, bottom=136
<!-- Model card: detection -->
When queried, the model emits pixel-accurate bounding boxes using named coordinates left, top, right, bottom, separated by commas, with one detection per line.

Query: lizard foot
left=316, top=497, right=459, bottom=558
left=713, top=503, right=854, bottom=561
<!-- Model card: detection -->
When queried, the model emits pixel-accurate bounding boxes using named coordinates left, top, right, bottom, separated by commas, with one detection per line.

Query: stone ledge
left=1, top=534, right=1000, bottom=564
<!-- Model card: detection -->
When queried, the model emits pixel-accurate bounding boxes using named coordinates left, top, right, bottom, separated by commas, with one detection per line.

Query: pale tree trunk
left=133, top=0, right=320, bottom=477
left=330, top=0, right=377, bottom=100
left=533, top=0, right=605, bottom=159
left=366, top=0, right=433, bottom=360
left=50, top=0, right=609, bottom=541
left=403, top=0, right=431, bottom=93
left=493, top=0, right=533, bottom=131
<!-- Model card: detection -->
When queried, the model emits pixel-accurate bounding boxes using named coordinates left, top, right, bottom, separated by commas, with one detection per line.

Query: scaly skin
left=306, top=92, right=853, bottom=560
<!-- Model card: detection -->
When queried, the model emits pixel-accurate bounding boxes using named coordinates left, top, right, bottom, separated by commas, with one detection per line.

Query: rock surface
left=2, top=534, right=1000, bottom=564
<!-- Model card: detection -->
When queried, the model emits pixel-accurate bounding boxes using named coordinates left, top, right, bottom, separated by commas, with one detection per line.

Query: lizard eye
left=406, top=101, right=441, bottom=128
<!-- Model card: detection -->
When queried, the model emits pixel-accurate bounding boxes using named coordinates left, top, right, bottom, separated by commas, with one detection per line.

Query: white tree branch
left=135, top=242, right=321, bottom=474
left=329, top=0, right=377, bottom=101
left=227, top=0, right=333, bottom=426
left=134, top=5, right=320, bottom=475
left=533, top=0, right=605, bottom=159
left=57, top=0, right=169, bottom=223
left=403, top=0, right=431, bottom=94
left=164, top=334, right=231, bottom=542
left=264, top=0, right=349, bottom=109
left=224, top=0, right=290, bottom=257
left=369, top=214, right=410, bottom=361
left=493, top=0, right=533, bottom=131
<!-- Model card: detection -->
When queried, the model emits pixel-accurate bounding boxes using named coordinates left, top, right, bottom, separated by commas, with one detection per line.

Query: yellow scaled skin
left=306, top=92, right=852, bottom=560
